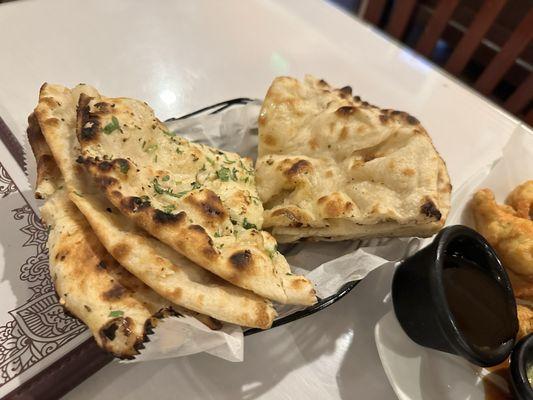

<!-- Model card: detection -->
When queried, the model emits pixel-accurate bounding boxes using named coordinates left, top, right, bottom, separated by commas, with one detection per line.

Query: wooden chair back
left=359, top=0, right=533, bottom=125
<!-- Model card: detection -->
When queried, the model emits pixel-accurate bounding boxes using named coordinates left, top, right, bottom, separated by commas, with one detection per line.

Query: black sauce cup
left=510, top=333, right=533, bottom=400
left=392, top=225, right=518, bottom=367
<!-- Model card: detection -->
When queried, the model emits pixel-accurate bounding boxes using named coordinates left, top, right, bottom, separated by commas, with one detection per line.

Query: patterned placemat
left=0, top=116, right=109, bottom=400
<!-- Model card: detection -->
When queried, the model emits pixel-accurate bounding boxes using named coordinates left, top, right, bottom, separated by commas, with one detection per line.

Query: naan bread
left=75, top=90, right=316, bottom=305
left=27, top=112, right=63, bottom=199
left=256, top=75, right=451, bottom=242
left=41, top=188, right=171, bottom=358
left=35, top=83, right=279, bottom=327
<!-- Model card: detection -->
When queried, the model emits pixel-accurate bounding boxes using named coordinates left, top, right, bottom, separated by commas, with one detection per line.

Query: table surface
left=0, top=0, right=525, bottom=398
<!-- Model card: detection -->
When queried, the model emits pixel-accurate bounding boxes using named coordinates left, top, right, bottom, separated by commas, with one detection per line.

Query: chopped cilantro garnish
left=118, top=159, right=129, bottom=174
left=162, top=204, right=176, bottom=213
left=153, top=178, right=190, bottom=198
left=223, top=154, right=236, bottom=164
left=199, top=164, right=206, bottom=172
left=206, top=156, right=215, bottom=165
left=108, top=310, right=124, bottom=318
left=242, top=218, right=257, bottom=230
left=216, top=167, right=231, bottom=181
left=153, top=178, right=165, bottom=195
left=144, top=144, right=158, bottom=153
left=239, top=160, right=254, bottom=174
left=161, top=129, right=175, bottom=137
left=191, top=181, right=202, bottom=190
left=162, top=175, right=170, bottom=182
left=266, top=246, right=278, bottom=259
left=176, top=147, right=183, bottom=154
left=214, top=231, right=222, bottom=238
left=230, top=168, right=238, bottom=181
left=103, top=116, right=120, bottom=134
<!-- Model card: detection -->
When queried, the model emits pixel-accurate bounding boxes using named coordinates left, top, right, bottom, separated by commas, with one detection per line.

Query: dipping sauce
left=442, top=254, right=516, bottom=351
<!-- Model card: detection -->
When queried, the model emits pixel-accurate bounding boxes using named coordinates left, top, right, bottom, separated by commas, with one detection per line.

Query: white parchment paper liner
left=25, top=101, right=427, bottom=363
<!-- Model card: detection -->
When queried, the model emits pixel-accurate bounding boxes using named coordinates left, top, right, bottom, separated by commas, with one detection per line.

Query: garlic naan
left=256, top=75, right=451, bottom=242
left=41, top=189, right=173, bottom=358
left=35, top=83, right=278, bottom=327
left=76, top=90, right=316, bottom=305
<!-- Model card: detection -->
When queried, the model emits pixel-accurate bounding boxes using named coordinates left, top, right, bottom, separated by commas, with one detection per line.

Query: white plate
left=375, top=311, right=488, bottom=400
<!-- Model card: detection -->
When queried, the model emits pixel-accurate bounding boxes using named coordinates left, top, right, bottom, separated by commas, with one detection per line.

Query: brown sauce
left=483, top=359, right=513, bottom=400
left=442, top=254, right=515, bottom=350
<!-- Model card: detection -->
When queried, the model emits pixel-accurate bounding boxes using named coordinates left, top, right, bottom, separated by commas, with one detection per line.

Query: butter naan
left=41, top=188, right=172, bottom=358
left=76, top=90, right=316, bottom=305
left=35, top=83, right=278, bottom=328
left=27, top=118, right=172, bottom=357
left=29, top=113, right=225, bottom=357
left=256, top=75, right=451, bottom=242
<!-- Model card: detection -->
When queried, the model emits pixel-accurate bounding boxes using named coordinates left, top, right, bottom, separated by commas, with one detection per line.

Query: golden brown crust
left=517, top=304, right=533, bottom=339
left=506, top=180, right=533, bottom=219
left=26, top=112, right=63, bottom=199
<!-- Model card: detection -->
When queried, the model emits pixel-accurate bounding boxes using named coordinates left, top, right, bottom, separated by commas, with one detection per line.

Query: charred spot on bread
left=121, top=196, right=151, bottom=212
left=153, top=209, right=186, bottom=224
left=93, top=102, right=112, bottom=113
left=271, top=208, right=303, bottom=227
left=97, top=161, right=113, bottom=172
left=420, top=199, right=442, bottom=221
left=185, top=190, right=227, bottom=223
left=285, top=160, right=312, bottom=177
left=406, top=115, right=419, bottom=125
left=103, top=284, right=127, bottom=301
left=339, top=86, right=352, bottom=96
left=379, top=114, right=389, bottom=124
left=335, top=106, right=357, bottom=116
left=187, top=225, right=217, bottom=258
left=101, top=321, right=119, bottom=341
left=95, top=175, right=119, bottom=189
left=229, top=250, right=253, bottom=269
left=78, top=94, right=100, bottom=141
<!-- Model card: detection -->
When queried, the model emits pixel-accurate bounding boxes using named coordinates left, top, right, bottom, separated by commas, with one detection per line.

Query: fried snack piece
left=472, top=189, right=533, bottom=276
left=506, top=269, right=533, bottom=299
left=517, top=304, right=533, bottom=339
left=506, top=180, right=533, bottom=220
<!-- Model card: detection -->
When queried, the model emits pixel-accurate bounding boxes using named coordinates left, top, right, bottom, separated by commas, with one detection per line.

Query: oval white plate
left=375, top=311, right=490, bottom=400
